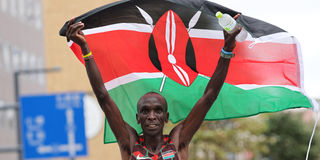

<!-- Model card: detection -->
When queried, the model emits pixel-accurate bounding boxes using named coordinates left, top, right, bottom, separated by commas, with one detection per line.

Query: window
left=0, top=0, right=8, bottom=12
left=29, top=53, right=36, bottom=81
left=34, top=2, right=42, bottom=29
left=18, top=0, right=25, bottom=21
left=0, top=42, right=2, bottom=69
left=2, top=43, right=11, bottom=72
left=37, top=58, right=45, bottom=85
left=21, top=50, right=28, bottom=69
left=0, top=100, right=4, bottom=128
left=9, top=0, right=17, bottom=17
left=12, top=46, right=20, bottom=71
left=25, top=0, right=35, bottom=26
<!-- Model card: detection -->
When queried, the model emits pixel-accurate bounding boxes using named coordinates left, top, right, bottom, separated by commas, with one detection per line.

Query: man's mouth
left=146, top=124, right=158, bottom=129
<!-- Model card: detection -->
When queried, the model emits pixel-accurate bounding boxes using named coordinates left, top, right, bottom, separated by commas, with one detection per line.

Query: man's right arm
left=66, top=19, right=136, bottom=151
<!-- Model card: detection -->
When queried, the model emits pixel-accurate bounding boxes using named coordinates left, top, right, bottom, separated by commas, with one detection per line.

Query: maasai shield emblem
left=137, top=6, right=200, bottom=91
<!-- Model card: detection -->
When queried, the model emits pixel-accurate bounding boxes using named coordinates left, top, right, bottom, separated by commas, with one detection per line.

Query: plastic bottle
left=215, top=11, right=248, bottom=42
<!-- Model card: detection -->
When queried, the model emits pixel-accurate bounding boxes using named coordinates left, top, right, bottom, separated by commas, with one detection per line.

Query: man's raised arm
left=66, top=19, right=135, bottom=149
left=172, top=14, right=242, bottom=147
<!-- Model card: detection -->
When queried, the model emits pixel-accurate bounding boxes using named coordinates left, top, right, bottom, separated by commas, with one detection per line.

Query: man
left=66, top=13, right=241, bottom=159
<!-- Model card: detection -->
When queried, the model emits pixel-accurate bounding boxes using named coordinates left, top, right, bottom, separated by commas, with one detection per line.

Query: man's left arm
left=171, top=14, right=242, bottom=148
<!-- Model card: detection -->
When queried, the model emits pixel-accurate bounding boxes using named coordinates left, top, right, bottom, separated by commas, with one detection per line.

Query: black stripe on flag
left=60, top=0, right=286, bottom=38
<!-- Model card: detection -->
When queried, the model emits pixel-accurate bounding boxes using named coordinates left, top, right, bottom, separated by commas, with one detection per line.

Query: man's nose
left=147, top=111, right=156, bottom=120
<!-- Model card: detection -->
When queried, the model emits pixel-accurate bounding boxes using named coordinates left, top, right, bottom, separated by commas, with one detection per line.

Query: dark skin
left=66, top=14, right=241, bottom=160
left=136, top=93, right=169, bottom=152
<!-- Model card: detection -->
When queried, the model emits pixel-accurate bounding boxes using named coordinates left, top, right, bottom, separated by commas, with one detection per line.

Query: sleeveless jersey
left=130, top=136, right=179, bottom=160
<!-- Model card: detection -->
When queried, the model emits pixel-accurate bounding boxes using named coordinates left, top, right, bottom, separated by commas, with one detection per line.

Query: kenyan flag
left=60, top=0, right=316, bottom=143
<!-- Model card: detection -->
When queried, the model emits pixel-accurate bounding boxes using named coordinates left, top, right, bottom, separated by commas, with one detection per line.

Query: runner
left=66, top=14, right=241, bottom=160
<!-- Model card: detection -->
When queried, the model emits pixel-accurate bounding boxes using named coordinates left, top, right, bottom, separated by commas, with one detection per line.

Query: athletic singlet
left=130, top=136, right=179, bottom=160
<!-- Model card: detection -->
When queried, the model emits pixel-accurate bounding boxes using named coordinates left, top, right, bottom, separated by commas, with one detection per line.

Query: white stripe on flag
left=83, top=23, right=153, bottom=35
left=198, top=74, right=302, bottom=92
left=235, top=84, right=301, bottom=92
left=104, top=72, right=164, bottom=90
left=67, top=40, right=74, bottom=47
left=189, top=29, right=223, bottom=39
left=106, top=73, right=303, bottom=92
left=248, top=32, right=295, bottom=48
left=79, top=23, right=296, bottom=45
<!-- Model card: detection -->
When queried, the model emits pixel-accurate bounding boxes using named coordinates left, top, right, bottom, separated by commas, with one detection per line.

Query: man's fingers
left=222, top=13, right=241, bottom=39
left=230, top=14, right=242, bottom=38
left=230, top=26, right=242, bottom=39
left=69, top=22, right=84, bottom=36
left=78, top=22, right=85, bottom=31
left=66, top=18, right=75, bottom=33
left=66, top=19, right=87, bottom=46
left=67, top=18, right=75, bottom=27
left=66, top=18, right=76, bottom=38
left=233, top=13, right=241, bottom=20
left=223, top=25, right=241, bottom=39
left=76, top=23, right=85, bottom=37
left=234, top=26, right=242, bottom=35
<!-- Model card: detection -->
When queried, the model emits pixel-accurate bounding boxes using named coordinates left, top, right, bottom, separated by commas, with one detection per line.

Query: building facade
left=43, top=0, right=121, bottom=160
left=0, top=0, right=46, bottom=159
left=1, top=0, right=122, bottom=159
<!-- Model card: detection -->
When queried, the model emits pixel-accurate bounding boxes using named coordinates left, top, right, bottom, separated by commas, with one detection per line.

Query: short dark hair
left=137, top=92, right=168, bottom=112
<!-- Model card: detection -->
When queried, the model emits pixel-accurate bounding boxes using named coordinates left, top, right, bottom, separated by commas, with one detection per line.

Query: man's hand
left=66, top=19, right=88, bottom=50
left=223, top=14, right=241, bottom=52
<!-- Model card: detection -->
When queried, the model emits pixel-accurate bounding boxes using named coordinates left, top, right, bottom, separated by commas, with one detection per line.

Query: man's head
left=136, top=92, right=169, bottom=136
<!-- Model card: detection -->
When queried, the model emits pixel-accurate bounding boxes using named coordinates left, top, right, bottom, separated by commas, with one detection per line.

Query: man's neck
left=143, top=133, right=164, bottom=154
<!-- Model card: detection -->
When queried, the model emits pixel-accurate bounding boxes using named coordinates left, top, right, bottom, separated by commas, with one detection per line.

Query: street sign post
left=20, top=92, right=87, bottom=159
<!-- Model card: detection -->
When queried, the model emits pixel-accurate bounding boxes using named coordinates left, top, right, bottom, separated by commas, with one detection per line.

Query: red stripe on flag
left=70, top=31, right=159, bottom=82
left=191, top=38, right=299, bottom=87
left=70, top=31, right=300, bottom=87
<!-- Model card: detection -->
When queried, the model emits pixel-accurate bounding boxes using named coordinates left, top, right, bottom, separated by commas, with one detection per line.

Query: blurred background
left=0, top=0, right=319, bottom=160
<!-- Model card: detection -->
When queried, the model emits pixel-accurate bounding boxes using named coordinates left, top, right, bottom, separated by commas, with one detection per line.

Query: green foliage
left=164, top=111, right=320, bottom=160
left=263, top=112, right=320, bottom=160
left=189, top=117, right=269, bottom=160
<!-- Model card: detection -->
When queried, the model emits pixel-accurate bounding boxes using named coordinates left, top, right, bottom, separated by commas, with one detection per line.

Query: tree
left=164, top=111, right=319, bottom=160
left=188, top=117, right=269, bottom=160
left=262, top=112, right=320, bottom=160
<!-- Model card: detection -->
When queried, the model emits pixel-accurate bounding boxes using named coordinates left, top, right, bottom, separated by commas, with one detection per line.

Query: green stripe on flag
left=104, top=76, right=312, bottom=143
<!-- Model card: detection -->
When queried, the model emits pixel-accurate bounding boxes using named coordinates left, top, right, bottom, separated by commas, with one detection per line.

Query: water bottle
left=215, top=11, right=248, bottom=42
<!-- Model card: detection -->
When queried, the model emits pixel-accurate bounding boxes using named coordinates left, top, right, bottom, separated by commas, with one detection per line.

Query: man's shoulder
left=124, top=122, right=139, bottom=137
left=169, top=122, right=184, bottom=138
left=117, top=123, right=139, bottom=154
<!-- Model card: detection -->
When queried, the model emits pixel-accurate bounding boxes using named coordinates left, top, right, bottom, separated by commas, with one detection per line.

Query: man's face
left=136, top=94, right=169, bottom=136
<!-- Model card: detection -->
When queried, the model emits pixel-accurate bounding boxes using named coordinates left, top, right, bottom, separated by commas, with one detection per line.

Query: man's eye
left=156, top=109, right=162, bottom=114
left=142, top=110, right=148, bottom=114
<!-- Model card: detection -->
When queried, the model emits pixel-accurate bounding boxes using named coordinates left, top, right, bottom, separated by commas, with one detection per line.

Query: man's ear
left=136, top=113, right=141, bottom=124
left=165, top=112, right=169, bottom=123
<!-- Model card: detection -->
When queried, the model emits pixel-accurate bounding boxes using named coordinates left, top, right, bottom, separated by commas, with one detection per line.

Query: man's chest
left=130, top=140, right=179, bottom=160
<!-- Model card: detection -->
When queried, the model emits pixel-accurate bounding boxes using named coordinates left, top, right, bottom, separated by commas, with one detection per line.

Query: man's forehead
left=140, top=94, right=164, bottom=105
left=137, top=93, right=167, bottom=110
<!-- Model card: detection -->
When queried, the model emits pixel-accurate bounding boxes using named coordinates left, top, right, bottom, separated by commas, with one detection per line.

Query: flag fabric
left=60, top=0, right=316, bottom=143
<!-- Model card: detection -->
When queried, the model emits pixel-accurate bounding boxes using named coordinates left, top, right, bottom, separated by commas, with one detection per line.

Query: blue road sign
left=20, top=92, right=87, bottom=159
